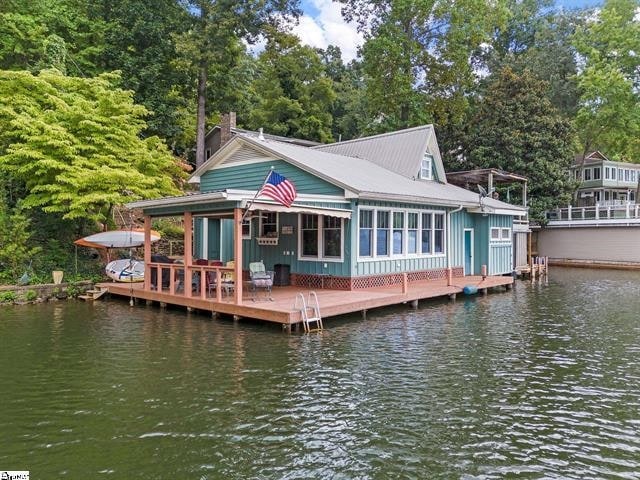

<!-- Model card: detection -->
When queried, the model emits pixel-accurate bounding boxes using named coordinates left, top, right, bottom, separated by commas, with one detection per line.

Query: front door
left=464, top=229, right=474, bottom=275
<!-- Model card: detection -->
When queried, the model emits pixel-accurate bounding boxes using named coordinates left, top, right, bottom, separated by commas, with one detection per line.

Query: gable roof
left=312, top=125, right=447, bottom=183
left=191, top=134, right=525, bottom=214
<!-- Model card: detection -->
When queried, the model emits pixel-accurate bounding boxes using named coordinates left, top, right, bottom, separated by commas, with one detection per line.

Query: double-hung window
left=359, top=210, right=373, bottom=257
left=593, top=167, right=601, bottom=180
left=434, top=214, right=444, bottom=253
left=393, top=212, right=404, bottom=255
left=407, top=213, right=418, bottom=254
left=299, top=214, right=343, bottom=261
left=376, top=211, right=390, bottom=256
left=259, top=212, right=278, bottom=237
left=421, top=213, right=432, bottom=254
left=584, top=169, right=591, bottom=181
left=420, top=154, right=433, bottom=180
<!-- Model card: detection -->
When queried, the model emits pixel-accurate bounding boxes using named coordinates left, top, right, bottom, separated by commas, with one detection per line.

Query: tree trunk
left=195, top=63, right=207, bottom=169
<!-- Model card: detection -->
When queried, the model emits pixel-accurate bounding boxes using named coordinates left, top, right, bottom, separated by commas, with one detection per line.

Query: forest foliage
left=0, top=0, right=638, bottom=281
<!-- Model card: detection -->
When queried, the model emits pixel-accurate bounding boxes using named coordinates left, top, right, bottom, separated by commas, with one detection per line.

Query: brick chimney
left=220, top=112, right=236, bottom=147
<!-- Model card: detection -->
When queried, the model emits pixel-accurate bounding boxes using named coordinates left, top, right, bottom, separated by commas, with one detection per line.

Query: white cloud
left=291, top=0, right=364, bottom=62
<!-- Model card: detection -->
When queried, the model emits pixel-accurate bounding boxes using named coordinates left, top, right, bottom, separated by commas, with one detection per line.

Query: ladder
left=295, top=292, right=323, bottom=332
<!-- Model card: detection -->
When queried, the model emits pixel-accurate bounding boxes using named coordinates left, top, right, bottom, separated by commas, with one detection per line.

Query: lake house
left=118, top=125, right=526, bottom=327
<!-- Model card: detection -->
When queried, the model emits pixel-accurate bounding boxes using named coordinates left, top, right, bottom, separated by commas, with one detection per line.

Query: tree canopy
left=0, top=69, right=185, bottom=223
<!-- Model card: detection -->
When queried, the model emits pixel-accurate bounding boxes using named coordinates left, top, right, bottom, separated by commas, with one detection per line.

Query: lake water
left=1, top=267, right=640, bottom=479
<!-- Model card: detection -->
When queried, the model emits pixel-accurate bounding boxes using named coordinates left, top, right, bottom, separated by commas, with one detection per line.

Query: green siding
left=200, top=159, right=344, bottom=196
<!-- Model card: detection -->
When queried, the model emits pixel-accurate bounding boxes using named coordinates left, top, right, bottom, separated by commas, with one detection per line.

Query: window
left=301, top=214, right=318, bottom=257
left=625, top=169, right=630, bottom=182
left=605, top=167, right=610, bottom=180
left=632, top=171, right=637, bottom=183
left=299, top=214, right=343, bottom=260
left=584, top=168, right=591, bottom=181
left=593, top=167, right=601, bottom=180
left=376, top=211, right=390, bottom=256
left=421, top=213, right=432, bottom=254
left=260, top=212, right=278, bottom=237
left=574, top=169, right=580, bottom=180
left=359, top=210, right=373, bottom=257
left=358, top=208, right=445, bottom=259
left=490, top=227, right=512, bottom=243
left=420, top=154, right=433, bottom=180
left=323, top=217, right=342, bottom=258
left=242, top=218, right=252, bottom=239
left=618, top=169, right=623, bottom=181
left=407, top=213, right=418, bottom=254
left=393, top=212, right=404, bottom=255
left=434, top=214, right=444, bottom=253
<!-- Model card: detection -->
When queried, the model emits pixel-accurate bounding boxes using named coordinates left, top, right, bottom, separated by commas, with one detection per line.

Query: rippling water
left=1, top=267, right=640, bottom=479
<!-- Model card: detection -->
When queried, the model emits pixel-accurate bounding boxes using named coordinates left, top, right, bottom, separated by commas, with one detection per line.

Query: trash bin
left=274, top=264, right=290, bottom=286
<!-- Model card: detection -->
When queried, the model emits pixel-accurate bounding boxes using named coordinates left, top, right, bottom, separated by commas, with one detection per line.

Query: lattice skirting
left=291, top=267, right=464, bottom=291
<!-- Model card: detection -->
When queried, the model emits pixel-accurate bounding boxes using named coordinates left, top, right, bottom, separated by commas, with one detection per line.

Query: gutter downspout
left=447, top=205, right=464, bottom=286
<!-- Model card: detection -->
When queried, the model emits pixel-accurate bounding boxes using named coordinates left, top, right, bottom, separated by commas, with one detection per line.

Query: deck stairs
left=78, top=286, right=108, bottom=301
left=295, top=292, right=323, bottom=332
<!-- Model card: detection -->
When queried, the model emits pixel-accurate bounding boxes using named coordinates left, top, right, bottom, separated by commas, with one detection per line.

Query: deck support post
left=233, top=207, right=243, bottom=305
left=448, top=293, right=456, bottom=301
left=143, top=216, right=152, bottom=291
left=211, top=310, right=218, bottom=319
left=402, top=273, right=408, bottom=294
left=482, top=288, right=488, bottom=296
left=146, top=300, right=153, bottom=306
left=410, top=299, right=418, bottom=309
left=481, top=264, right=487, bottom=280
left=184, top=211, right=193, bottom=298
left=160, top=302, right=167, bottom=308
left=447, top=267, right=453, bottom=286
left=283, top=324, right=292, bottom=333
left=362, top=309, right=367, bottom=320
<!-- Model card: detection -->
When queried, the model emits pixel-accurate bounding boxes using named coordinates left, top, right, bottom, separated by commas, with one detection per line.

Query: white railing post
left=581, top=208, right=585, bottom=219
left=607, top=207, right=611, bottom=219
left=635, top=205, right=639, bottom=219
left=626, top=202, right=630, bottom=218
left=595, top=204, right=599, bottom=219
left=568, top=205, right=572, bottom=221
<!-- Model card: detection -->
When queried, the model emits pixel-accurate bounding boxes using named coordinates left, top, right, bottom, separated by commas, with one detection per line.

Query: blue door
left=464, top=229, right=473, bottom=275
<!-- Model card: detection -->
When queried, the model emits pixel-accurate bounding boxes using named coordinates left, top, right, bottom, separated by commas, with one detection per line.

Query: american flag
left=259, top=171, right=297, bottom=207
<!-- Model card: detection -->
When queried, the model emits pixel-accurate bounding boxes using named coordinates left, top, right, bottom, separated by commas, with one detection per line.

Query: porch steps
left=295, top=292, right=323, bottom=333
left=79, top=287, right=108, bottom=301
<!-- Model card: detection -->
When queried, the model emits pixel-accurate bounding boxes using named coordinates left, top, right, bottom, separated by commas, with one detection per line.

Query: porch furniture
left=249, top=261, right=274, bottom=301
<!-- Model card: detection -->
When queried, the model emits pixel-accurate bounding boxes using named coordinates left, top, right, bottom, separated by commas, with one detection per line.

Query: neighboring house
left=572, top=151, right=640, bottom=206
left=129, top=125, right=526, bottom=292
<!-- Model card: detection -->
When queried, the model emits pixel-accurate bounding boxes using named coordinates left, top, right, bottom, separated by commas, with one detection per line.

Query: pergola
left=446, top=168, right=528, bottom=206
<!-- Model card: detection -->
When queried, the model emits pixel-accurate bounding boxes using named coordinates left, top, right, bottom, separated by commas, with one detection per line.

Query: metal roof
left=237, top=134, right=525, bottom=213
left=312, top=125, right=447, bottom=182
left=446, top=169, right=528, bottom=186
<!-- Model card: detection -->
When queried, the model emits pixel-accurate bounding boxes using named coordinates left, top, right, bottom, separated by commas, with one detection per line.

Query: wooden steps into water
left=78, top=287, right=108, bottom=301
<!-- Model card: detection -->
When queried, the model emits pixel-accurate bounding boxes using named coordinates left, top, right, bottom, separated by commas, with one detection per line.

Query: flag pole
left=240, top=166, right=274, bottom=223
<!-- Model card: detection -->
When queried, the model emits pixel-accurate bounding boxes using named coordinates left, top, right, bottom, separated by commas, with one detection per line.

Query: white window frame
left=490, top=227, right=512, bottom=244
left=357, top=207, right=446, bottom=261
left=593, top=167, right=601, bottom=180
left=419, top=154, right=433, bottom=180
left=259, top=211, right=279, bottom=238
left=584, top=168, right=592, bottom=181
left=242, top=218, right=252, bottom=240
left=297, top=214, right=344, bottom=263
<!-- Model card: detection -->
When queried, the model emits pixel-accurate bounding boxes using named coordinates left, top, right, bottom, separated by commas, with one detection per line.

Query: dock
left=99, top=274, right=514, bottom=331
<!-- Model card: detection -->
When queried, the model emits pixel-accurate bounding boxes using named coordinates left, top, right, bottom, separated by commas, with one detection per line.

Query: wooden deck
left=99, top=275, right=514, bottom=329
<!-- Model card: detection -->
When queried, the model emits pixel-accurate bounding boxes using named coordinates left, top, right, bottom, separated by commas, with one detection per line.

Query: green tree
left=573, top=0, right=640, bottom=159
left=247, top=33, right=336, bottom=142
left=340, top=0, right=507, bottom=133
left=179, top=0, right=300, bottom=168
left=465, top=68, right=576, bottom=220
left=0, top=69, right=185, bottom=223
left=0, top=196, right=41, bottom=282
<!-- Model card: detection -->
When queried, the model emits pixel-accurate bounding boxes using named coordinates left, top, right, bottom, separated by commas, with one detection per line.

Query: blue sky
left=295, top=0, right=604, bottom=61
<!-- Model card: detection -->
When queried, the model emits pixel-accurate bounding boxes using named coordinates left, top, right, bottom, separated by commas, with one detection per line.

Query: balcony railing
left=547, top=203, right=640, bottom=222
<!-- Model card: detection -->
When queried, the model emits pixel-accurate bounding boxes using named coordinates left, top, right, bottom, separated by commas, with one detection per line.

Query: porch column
left=234, top=207, right=243, bottom=304
left=143, top=215, right=152, bottom=291
left=184, top=211, right=193, bottom=298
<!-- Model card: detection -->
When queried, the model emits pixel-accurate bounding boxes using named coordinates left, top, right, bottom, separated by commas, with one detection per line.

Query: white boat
left=105, top=259, right=145, bottom=282
left=79, top=229, right=161, bottom=249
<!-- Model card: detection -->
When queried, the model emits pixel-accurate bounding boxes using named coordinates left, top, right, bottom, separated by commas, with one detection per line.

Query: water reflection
left=1, top=268, right=640, bottom=478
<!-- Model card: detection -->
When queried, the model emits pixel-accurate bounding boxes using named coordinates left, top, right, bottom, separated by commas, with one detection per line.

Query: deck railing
left=146, top=262, right=235, bottom=302
left=547, top=203, right=640, bottom=222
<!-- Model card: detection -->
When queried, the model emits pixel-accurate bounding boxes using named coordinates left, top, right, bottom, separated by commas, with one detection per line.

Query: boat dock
left=99, top=274, right=514, bottom=331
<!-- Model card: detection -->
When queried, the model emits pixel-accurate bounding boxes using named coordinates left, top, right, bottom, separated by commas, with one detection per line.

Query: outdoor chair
left=249, top=261, right=274, bottom=301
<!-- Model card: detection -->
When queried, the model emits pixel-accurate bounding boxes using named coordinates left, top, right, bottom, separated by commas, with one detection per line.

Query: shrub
left=0, top=290, right=17, bottom=303
left=24, top=289, right=38, bottom=301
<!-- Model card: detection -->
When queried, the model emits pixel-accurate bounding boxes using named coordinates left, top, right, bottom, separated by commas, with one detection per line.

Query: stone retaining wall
left=0, top=281, right=93, bottom=305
